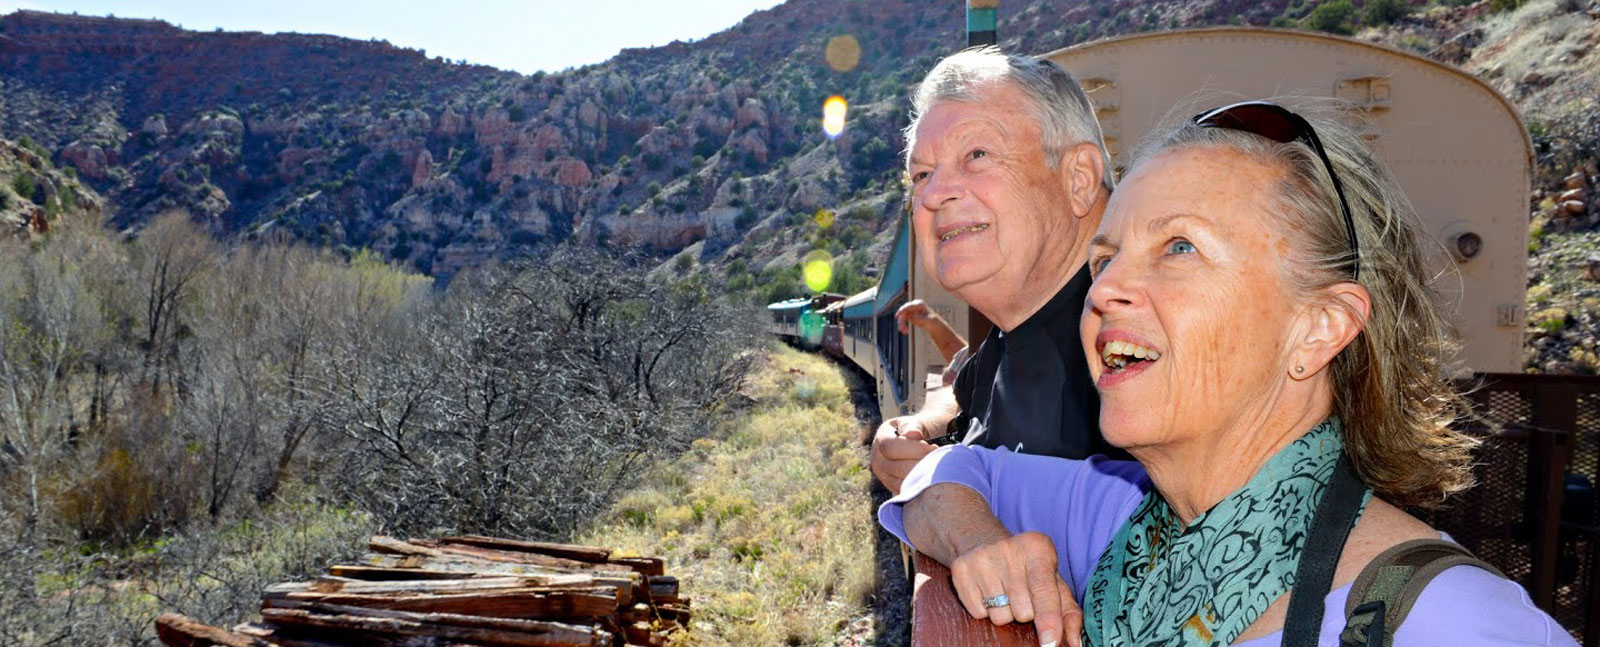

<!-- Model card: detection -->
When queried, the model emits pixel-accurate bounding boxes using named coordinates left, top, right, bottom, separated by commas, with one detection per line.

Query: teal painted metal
left=874, top=214, right=912, bottom=314
left=966, top=8, right=996, bottom=33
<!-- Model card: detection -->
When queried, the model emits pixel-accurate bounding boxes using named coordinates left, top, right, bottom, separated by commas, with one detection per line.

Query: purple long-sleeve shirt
left=878, top=445, right=1578, bottom=646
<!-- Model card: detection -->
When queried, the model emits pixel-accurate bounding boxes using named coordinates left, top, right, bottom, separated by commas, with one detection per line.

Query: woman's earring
left=1295, top=365, right=1306, bottom=375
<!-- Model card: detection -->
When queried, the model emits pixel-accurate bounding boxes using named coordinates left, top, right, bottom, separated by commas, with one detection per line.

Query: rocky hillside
left=0, top=133, right=102, bottom=235
left=0, top=1, right=1419, bottom=278
left=0, top=1, right=1597, bottom=370
left=1355, top=0, right=1600, bottom=372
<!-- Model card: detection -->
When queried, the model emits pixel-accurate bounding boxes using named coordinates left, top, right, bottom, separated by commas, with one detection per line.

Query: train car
left=865, top=215, right=916, bottom=418
left=768, top=294, right=837, bottom=350
left=820, top=298, right=845, bottom=358
left=837, top=286, right=879, bottom=373
left=766, top=297, right=809, bottom=342
left=778, top=26, right=1533, bottom=428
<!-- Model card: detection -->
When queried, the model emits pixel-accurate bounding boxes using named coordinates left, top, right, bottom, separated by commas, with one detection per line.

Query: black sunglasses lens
left=1197, top=104, right=1299, bottom=143
left=1192, top=102, right=1362, bottom=280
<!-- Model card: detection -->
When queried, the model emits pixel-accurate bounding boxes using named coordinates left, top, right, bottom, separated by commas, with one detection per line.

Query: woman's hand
left=950, top=531, right=1084, bottom=647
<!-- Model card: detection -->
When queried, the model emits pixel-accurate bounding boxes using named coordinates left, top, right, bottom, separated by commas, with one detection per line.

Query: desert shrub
left=1534, top=308, right=1568, bottom=333
left=11, top=174, right=37, bottom=204
left=51, top=438, right=199, bottom=545
left=734, top=208, right=758, bottom=231
left=1305, top=0, right=1356, bottom=34
left=1363, top=0, right=1410, bottom=25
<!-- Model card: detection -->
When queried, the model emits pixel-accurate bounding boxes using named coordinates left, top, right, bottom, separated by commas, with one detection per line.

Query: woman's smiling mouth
left=1100, top=339, right=1161, bottom=370
left=1094, top=334, right=1163, bottom=388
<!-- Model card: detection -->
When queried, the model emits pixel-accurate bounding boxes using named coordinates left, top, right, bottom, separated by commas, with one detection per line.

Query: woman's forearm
left=904, top=482, right=1013, bottom=564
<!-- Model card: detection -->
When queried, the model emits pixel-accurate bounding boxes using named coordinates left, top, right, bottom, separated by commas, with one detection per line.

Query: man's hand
left=950, top=532, right=1084, bottom=647
left=895, top=299, right=937, bottom=334
left=870, top=416, right=939, bottom=494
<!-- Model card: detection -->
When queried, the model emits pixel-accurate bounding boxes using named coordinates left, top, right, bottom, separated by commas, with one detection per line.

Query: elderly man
left=870, top=47, right=1118, bottom=494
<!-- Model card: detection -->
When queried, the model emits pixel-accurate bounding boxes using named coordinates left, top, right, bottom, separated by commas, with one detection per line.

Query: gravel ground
left=831, top=357, right=912, bottom=647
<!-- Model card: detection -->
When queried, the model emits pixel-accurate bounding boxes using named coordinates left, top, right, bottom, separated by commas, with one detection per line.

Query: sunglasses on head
left=1192, top=101, right=1361, bottom=281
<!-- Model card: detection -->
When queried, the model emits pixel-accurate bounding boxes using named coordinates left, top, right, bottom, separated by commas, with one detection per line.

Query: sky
left=0, top=0, right=787, bottom=74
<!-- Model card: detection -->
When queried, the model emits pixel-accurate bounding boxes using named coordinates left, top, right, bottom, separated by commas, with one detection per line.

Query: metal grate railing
left=1439, top=373, right=1600, bottom=645
left=1427, top=431, right=1536, bottom=583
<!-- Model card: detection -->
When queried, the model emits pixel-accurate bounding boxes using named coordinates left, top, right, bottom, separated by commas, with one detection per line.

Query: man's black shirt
left=950, top=267, right=1118, bottom=459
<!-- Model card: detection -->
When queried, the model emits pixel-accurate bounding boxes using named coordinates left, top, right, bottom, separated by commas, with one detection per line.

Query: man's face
left=906, top=82, right=1078, bottom=299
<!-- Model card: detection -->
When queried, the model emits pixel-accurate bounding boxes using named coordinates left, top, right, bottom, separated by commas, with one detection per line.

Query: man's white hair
left=905, top=46, right=1115, bottom=192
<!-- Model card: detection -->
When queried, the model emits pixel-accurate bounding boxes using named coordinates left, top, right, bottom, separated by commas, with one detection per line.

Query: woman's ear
left=1061, top=141, right=1105, bottom=219
left=1289, top=282, right=1371, bottom=380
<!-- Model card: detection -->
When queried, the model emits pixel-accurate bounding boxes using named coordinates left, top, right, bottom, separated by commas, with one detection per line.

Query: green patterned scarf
left=1082, top=418, right=1370, bottom=646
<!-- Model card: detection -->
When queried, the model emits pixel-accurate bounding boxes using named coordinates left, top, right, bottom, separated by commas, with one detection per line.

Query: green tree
left=1362, top=0, right=1410, bottom=25
left=734, top=208, right=758, bottom=231
left=1305, top=0, right=1356, bottom=35
left=11, top=174, right=38, bottom=205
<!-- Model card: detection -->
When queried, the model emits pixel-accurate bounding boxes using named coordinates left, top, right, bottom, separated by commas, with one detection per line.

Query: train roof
left=766, top=298, right=812, bottom=310
left=841, top=286, right=878, bottom=309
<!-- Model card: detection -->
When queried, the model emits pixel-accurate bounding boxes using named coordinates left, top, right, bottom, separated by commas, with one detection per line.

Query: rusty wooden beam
left=440, top=535, right=613, bottom=562
left=261, top=601, right=608, bottom=647
left=261, top=588, right=617, bottom=620
left=154, top=613, right=271, bottom=647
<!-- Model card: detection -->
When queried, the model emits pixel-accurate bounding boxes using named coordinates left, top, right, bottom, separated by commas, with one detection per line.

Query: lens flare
left=799, top=312, right=826, bottom=349
left=814, top=209, right=835, bottom=229
left=793, top=375, right=819, bottom=402
left=802, top=249, right=834, bottom=293
left=822, top=96, right=848, bottom=139
left=825, top=35, right=861, bottom=73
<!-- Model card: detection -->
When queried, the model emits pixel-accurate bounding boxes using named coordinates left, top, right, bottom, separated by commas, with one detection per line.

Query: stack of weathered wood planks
left=154, top=535, right=690, bottom=647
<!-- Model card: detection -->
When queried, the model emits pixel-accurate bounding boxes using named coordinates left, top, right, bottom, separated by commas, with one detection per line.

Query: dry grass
left=579, top=345, right=877, bottom=646
left=2, top=487, right=375, bottom=644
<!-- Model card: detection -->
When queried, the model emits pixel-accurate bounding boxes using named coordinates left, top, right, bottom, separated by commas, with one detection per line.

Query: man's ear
left=1289, top=282, right=1371, bottom=380
left=1061, top=141, right=1104, bottom=219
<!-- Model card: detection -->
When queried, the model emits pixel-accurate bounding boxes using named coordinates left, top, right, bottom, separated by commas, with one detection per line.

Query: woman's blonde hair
left=1126, top=98, right=1478, bottom=509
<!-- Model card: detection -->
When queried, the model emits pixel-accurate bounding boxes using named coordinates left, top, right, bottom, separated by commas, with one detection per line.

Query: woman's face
left=1080, top=146, right=1306, bottom=452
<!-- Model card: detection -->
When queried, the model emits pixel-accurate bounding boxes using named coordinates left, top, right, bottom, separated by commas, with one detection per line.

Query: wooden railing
left=911, top=552, right=1038, bottom=647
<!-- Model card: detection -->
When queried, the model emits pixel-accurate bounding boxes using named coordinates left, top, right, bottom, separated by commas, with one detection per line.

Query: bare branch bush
left=326, top=246, right=763, bottom=539
left=0, top=216, right=763, bottom=643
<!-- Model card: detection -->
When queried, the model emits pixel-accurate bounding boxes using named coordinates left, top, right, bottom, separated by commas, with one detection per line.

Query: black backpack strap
left=1338, top=538, right=1505, bottom=647
left=1283, top=455, right=1369, bottom=647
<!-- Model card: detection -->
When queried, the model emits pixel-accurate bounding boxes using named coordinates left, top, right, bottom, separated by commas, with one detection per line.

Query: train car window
left=875, top=297, right=909, bottom=406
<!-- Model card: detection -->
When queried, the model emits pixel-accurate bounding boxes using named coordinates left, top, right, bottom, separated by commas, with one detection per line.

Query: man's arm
left=914, top=385, right=961, bottom=436
left=895, top=300, right=968, bottom=363
left=870, top=387, right=962, bottom=493
left=919, top=314, right=967, bottom=363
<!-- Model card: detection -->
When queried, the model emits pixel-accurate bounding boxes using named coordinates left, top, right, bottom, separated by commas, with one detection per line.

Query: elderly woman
left=879, top=100, right=1576, bottom=647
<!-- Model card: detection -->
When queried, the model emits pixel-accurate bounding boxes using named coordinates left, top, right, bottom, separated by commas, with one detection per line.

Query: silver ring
left=982, top=594, right=1010, bottom=609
